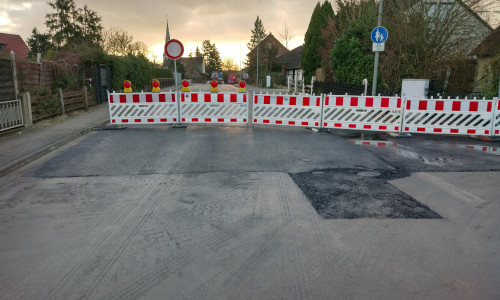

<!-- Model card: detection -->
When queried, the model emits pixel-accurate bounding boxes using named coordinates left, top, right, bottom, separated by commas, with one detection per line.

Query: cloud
left=1, top=0, right=321, bottom=64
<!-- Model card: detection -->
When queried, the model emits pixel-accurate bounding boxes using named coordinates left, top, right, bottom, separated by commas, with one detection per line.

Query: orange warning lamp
left=238, top=80, right=246, bottom=93
left=182, top=80, right=190, bottom=92
left=123, top=80, right=132, bottom=93
left=210, top=80, right=218, bottom=93
left=152, top=79, right=160, bottom=92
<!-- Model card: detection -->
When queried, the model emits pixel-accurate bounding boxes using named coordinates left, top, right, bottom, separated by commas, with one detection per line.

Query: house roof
left=248, top=33, right=288, bottom=58
left=0, top=33, right=30, bottom=58
left=276, top=45, right=304, bottom=70
left=470, top=25, right=500, bottom=56
left=410, top=0, right=493, bottom=32
left=180, top=57, right=205, bottom=74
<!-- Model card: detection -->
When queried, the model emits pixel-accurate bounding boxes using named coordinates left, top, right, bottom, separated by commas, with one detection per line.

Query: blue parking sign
left=371, top=27, right=388, bottom=43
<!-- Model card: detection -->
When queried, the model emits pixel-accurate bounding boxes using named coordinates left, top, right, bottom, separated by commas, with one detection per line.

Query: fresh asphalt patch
left=289, top=168, right=442, bottom=219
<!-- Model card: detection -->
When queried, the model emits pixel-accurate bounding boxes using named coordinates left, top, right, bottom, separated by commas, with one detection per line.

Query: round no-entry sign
left=164, top=39, right=184, bottom=60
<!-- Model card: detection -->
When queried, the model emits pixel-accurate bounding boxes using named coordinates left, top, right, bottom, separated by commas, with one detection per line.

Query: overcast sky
left=2, top=0, right=498, bottom=66
left=0, top=0, right=326, bottom=66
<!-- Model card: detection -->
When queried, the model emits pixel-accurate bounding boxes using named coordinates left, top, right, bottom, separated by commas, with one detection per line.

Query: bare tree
left=278, top=23, right=295, bottom=50
left=100, top=27, right=133, bottom=56
left=222, top=57, right=239, bottom=71
left=379, top=0, right=496, bottom=93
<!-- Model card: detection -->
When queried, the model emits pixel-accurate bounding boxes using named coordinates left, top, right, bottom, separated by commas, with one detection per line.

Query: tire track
left=81, top=174, right=180, bottom=299
left=44, top=174, right=164, bottom=300
left=186, top=174, right=288, bottom=299
left=276, top=172, right=311, bottom=299
left=103, top=213, right=266, bottom=300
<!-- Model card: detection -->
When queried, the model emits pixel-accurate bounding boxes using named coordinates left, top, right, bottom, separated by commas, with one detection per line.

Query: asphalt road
left=1, top=121, right=499, bottom=299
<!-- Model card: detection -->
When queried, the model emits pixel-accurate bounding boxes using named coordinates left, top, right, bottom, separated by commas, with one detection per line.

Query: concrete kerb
left=0, top=118, right=109, bottom=177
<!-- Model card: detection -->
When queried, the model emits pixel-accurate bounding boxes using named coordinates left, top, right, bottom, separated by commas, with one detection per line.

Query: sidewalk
left=0, top=104, right=110, bottom=177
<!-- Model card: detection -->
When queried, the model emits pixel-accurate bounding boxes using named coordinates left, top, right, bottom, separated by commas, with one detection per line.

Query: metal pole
left=371, top=0, right=384, bottom=96
left=498, top=72, right=500, bottom=97
left=174, top=59, right=179, bottom=92
left=174, top=59, right=182, bottom=125
left=256, top=38, right=259, bottom=86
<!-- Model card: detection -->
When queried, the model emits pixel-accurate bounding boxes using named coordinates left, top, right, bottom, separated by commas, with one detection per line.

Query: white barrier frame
left=493, top=99, right=500, bottom=136
left=322, top=95, right=403, bottom=132
left=109, top=92, right=178, bottom=124
left=253, top=93, right=322, bottom=127
left=402, top=98, right=495, bottom=136
left=179, top=92, right=248, bottom=124
left=106, top=92, right=500, bottom=139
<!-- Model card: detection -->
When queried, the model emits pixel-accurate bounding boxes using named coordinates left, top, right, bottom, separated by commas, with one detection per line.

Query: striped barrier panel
left=493, top=99, right=500, bottom=136
left=109, top=92, right=178, bottom=124
left=180, top=92, right=248, bottom=124
left=402, top=98, right=495, bottom=136
left=322, top=95, right=402, bottom=132
left=253, top=94, right=322, bottom=127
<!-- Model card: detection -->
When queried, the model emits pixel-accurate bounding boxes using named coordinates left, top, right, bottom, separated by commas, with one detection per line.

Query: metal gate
left=0, top=100, right=23, bottom=131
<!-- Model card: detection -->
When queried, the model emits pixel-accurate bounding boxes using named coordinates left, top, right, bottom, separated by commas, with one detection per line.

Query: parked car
left=227, top=77, right=237, bottom=84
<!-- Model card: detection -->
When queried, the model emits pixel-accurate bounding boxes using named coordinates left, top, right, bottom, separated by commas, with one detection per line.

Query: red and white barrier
left=322, top=95, right=403, bottom=132
left=253, top=94, right=322, bottom=127
left=179, top=92, right=247, bottom=124
left=107, top=92, right=500, bottom=139
left=109, top=92, right=178, bottom=124
left=402, top=98, right=495, bottom=136
left=493, top=99, right=500, bottom=136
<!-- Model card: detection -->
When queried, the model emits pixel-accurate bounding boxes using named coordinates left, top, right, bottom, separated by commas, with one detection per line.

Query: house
left=413, top=0, right=492, bottom=55
left=0, top=33, right=30, bottom=58
left=470, top=26, right=500, bottom=96
left=276, top=45, right=305, bottom=84
left=247, top=33, right=288, bottom=83
left=180, top=57, right=205, bottom=82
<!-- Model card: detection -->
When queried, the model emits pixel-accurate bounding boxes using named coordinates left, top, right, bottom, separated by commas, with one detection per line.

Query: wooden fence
left=0, top=58, right=15, bottom=101
left=27, top=87, right=97, bottom=123
left=17, top=60, right=54, bottom=90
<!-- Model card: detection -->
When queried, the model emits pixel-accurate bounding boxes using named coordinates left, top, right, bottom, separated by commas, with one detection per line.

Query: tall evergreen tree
left=76, top=5, right=102, bottom=46
left=202, top=40, right=222, bottom=77
left=26, top=27, right=54, bottom=57
left=45, top=0, right=102, bottom=48
left=247, top=16, right=267, bottom=51
left=245, top=16, right=267, bottom=83
left=302, top=1, right=335, bottom=81
left=195, top=46, right=203, bottom=58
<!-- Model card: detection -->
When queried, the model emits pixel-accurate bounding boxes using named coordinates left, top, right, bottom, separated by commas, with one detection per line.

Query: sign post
left=164, top=39, right=184, bottom=126
left=371, top=0, right=385, bottom=96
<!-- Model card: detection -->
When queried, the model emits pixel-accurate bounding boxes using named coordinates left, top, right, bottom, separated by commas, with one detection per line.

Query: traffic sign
left=164, top=39, right=184, bottom=60
left=371, top=27, right=388, bottom=44
left=372, top=42, right=385, bottom=52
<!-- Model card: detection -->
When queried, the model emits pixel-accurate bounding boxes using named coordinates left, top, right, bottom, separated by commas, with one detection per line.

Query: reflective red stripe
left=469, top=102, right=478, bottom=112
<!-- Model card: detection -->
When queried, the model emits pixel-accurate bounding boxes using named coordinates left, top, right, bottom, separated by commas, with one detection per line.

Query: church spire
left=163, top=20, right=171, bottom=68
